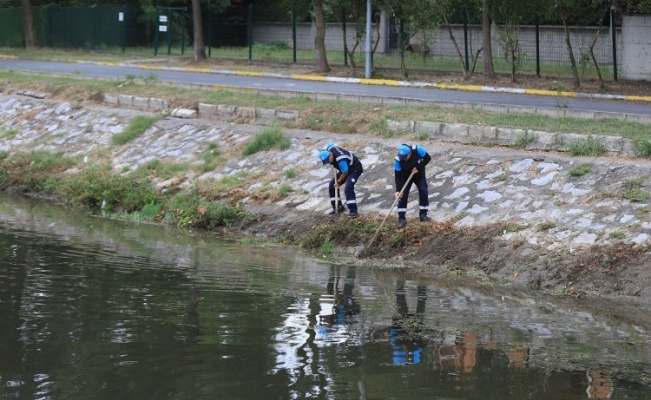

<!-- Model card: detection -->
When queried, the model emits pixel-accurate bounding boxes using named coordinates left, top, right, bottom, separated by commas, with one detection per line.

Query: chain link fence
left=0, top=4, right=619, bottom=82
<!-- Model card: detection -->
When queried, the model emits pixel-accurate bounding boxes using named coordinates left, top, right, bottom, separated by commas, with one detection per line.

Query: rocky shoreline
left=2, top=92, right=651, bottom=305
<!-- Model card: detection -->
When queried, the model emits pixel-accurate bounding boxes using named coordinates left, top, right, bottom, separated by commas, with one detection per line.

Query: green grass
left=112, top=116, right=160, bottom=145
left=242, top=127, right=291, bottom=155
left=568, top=164, right=593, bottom=177
left=283, top=168, right=297, bottom=179
left=566, top=136, right=607, bottom=156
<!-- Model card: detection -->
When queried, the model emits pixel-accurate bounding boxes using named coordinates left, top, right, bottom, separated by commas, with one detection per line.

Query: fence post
left=181, top=7, right=186, bottom=55
left=535, top=19, right=540, bottom=77
left=610, top=5, right=618, bottom=81
left=342, top=7, right=347, bottom=66
left=292, top=2, right=297, bottom=64
left=463, top=6, right=469, bottom=71
left=247, top=3, right=253, bottom=63
left=121, top=7, right=126, bottom=53
left=154, top=6, right=159, bottom=55
left=208, top=9, right=212, bottom=58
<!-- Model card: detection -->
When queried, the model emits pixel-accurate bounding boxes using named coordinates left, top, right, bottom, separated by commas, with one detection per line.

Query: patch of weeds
left=370, top=119, right=391, bottom=138
left=2, top=129, right=18, bottom=139
left=609, top=230, right=625, bottom=239
left=278, top=183, right=292, bottom=196
left=568, top=164, right=592, bottom=177
left=622, top=188, right=650, bottom=202
left=553, top=199, right=565, bottom=207
left=566, top=136, right=607, bottom=157
left=629, top=223, right=642, bottom=232
left=454, top=211, right=470, bottom=221
left=329, top=116, right=356, bottom=133
left=163, top=189, right=250, bottom=228
left=492, top=173, right=507, bottom=182
left=416, top=131, right=429, bottom=140
left=635, top=206, right=651, bottom=219
left=138, top=159, right=189, bottom=180
left=0, top=150, right=7, bottom=160
left=112, top=115, right=160, bottom=145
left=58, top=163, right=161, bottom=212
left=633, top=136, right=651, bottom=158
left=320, top=234, right=335, bottom=256
left=624, top=177, right=645, bottom=189
left=200, top=142, right=222, bottom=173
left=538, top=220, right=556, bottom=231
left=513, top=134, right=534, bottom=149
left=555, top=85, right=569, bottom=108
left=242, top=127, right=291, bottom=155
left=284, top=168, right=297, bottom=179
left=503, top=223, right=528, bottom=233
left=0, top=150, right=77, bottom=193
left=84, top=126, right=92, bottom=133
left=305, top=115, right=325, bottom=131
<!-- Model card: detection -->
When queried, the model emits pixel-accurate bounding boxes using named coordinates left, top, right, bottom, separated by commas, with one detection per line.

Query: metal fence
left=0, top=4, right=619, bottom=82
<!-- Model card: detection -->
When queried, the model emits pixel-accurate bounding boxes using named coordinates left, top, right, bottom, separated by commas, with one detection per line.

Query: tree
left=20, top=0, right=36, bottom=48
left=482, top=0, right=495, bottom=79
left=191, top=0, right=207, bottom=61
left=314, top=0, right=331, bottom=72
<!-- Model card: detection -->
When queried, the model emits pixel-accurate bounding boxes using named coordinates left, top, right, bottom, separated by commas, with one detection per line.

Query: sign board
left=159, top=15, right=168, bottom=23
left=118, top=12, right=124, bottom=22
left=159, top=25, right=167, bottom=32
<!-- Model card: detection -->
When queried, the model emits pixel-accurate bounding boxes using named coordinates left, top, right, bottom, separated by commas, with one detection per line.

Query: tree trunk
left=560, top=14, right=580, bottom=88
left=482, top=0, right=495, bottom=79
left=192, top=0, right=207, bottom=61
left=313, top=0, right=331, bottom=73
left=20, top=0, right=37, bottom=48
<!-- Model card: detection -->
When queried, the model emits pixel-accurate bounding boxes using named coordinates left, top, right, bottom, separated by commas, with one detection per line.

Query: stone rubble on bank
left=2, top=93, right=651, bottom=254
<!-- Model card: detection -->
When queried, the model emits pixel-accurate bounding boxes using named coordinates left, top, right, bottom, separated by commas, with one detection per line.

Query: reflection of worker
left=389, top=279, right=427, bottom=365
left=319, top=266, right=361, bottom=327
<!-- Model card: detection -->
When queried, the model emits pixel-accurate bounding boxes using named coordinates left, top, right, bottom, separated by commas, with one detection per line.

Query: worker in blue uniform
left=319, top=143, right=363, bottom=218
left=394, top=144, right=432, bottom=228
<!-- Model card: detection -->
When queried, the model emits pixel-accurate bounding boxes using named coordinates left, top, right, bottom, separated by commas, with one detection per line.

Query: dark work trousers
left=396, top=172, right=429, bottom=219
left=329, top=170, right=363, bottom=213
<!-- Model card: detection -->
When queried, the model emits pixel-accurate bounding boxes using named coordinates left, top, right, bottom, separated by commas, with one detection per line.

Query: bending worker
left=394, top=144, right=432, bottom=228
left=319, top=143, right=364, bottom=218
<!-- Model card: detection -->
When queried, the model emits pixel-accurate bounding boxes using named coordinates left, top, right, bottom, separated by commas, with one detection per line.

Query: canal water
left=1, top=194, right=651, bottom=400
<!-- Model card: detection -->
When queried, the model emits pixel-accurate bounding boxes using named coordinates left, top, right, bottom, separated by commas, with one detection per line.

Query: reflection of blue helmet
left=319, top=150, right=330, bottom=164
left=326, top=142, right=335, bottom=151
left=397, top=145, right=411, bottom=160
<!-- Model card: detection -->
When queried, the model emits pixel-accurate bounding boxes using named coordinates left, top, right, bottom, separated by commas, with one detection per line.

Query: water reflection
left=2, top=193, right=651, bottom=399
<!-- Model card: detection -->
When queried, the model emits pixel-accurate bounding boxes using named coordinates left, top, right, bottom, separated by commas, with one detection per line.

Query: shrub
left=568, top=164, right=592, bottom=177
left=633, top=136, right=651, bottom=158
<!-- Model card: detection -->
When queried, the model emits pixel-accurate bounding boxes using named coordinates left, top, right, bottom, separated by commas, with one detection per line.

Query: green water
left=1, top=194, right=651, bottom=399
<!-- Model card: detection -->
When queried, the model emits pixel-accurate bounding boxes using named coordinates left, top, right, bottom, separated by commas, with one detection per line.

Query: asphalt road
left=1, top=58, right=650, bottom=116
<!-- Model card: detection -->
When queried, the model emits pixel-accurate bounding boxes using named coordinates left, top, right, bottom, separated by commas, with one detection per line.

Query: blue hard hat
left=397, top=145, right=411, bottom=160
left=319, top=150, right=330, bottom=164
left=326, top=142, right=335, bottom=151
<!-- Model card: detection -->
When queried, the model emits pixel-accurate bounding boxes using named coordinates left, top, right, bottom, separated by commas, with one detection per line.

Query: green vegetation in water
left=0, top=151, right=250, bottom=229
left=112, top=116, right=160, bottom=145
left=242, top=127, right=291, bottom=155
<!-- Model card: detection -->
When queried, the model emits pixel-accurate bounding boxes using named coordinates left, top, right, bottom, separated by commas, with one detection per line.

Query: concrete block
left=117, top=94, right=134, bottom=108
left=497, top=128, right=527, bottom=146
left=622, top=138, right=637, bottom=157
left=358, top=95, right=385, bottom=105
left=277, top=110, right=298, bottom=121
left=217, top=105, right=237, bottom=116
left=198, top=103, right=218, bottom=116
left=600, top=135, right=625, bottom=155
left=441, top=123, right=471, bottom=143
left=316, top=93, right=339, bottom=102
left=149, top=98, right=168, bottom=112
left=415, top=121, right=443, bottom=138
left=535, top=107, right=565, bottom=118
left=480, top=104, right=510, bottom=114
left=171, top=108, right=197, bottom=119
left=339, top=94, right=361, bottom=103
left=404, top=98, right=432, bottom=108
left=236, top=106, right=256, bottom=120
left=133, top=96, right=149, bottom=110
left=103, top=93, right=118, bottom=105
left=387, top=119, right=415, bottom=133
left=527, top=130, right=558, bottom=151
left=382, top=97, right=407, bottom=106
left=471, top=125, right=498, bottom=145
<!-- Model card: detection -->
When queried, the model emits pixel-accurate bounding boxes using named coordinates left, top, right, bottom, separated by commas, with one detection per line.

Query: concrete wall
left=620, top=15, right=651, bottom=81
left=252, top=20, right=387, bottom=53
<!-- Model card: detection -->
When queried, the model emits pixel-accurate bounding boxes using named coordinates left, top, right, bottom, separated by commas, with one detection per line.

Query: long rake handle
left=334, top=169, right=340, bottom=214
left=367, top=170, right=417, bottom=249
